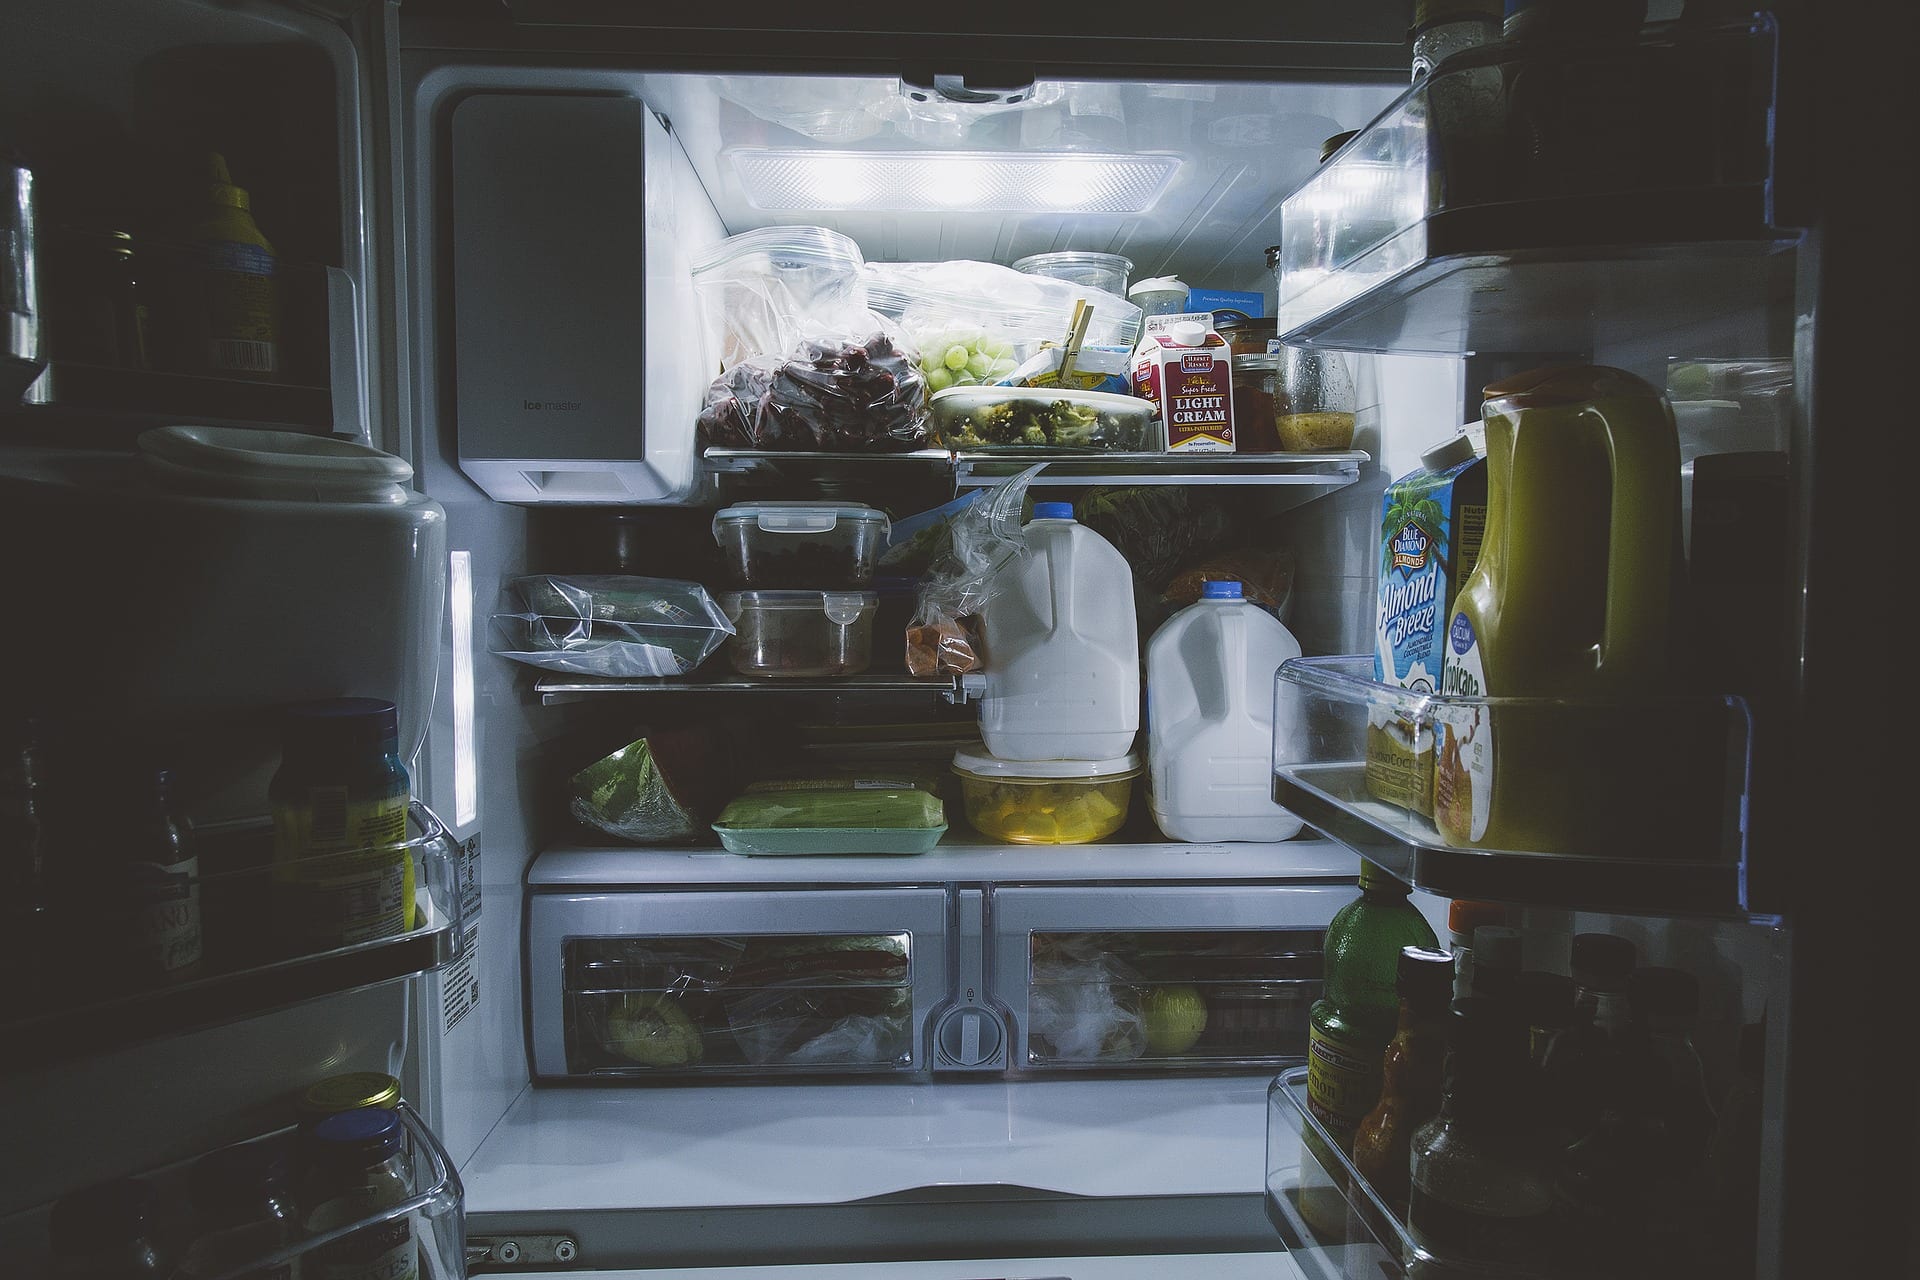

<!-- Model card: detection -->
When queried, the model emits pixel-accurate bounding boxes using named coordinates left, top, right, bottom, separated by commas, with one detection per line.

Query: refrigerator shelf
left=0, top=800, right=467, bottom=1072
left=1271, top=14, right=1793, bottom=356
left=535, top=671, right=957, bottom=703
left=703, top=447, right=1367, bottom=492
left=4, top=1101, right=463, bottom=1280
left=1272, top=656, right=1750, bottom=915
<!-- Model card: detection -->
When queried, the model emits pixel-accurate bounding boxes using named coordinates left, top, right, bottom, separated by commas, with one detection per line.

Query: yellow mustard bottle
left=188, top=152, right=280, bottom=379
left=1433, top=365, right=1688, bottom=855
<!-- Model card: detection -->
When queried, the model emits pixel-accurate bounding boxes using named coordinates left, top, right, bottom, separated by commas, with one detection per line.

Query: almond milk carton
left=1132, top=313, right=1235, bottom=453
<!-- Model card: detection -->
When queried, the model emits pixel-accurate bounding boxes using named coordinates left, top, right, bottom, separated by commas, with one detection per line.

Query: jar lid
left=1570, top=932, right=1637, bottom=989
left=297, top=1071, right=403, bottom=1116
left=309, top=1107, right=405, bottom=1167
left=1127, top=276, right=1187, bottom=297
left=1320, top=131, right=1360, bottom=163
left=952, top=748, right=1140, bottom=781
left=1012, top=251, right=1135, bottom=277
left=1233, top=353, right=1282, bottom=371
left=1398, top=945, right=1455, bottom=1000
left=713, top=502, right=889, bottom=537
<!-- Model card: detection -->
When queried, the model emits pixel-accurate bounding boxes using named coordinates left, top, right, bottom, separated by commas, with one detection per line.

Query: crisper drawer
left=527, top=888, right=950, bottom=1080
left=989, top=885, right=1348, bottom=1073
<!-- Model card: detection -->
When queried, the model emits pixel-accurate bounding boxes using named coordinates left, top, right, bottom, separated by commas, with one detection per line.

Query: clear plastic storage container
left=712, top=502, right=891, bottom=589
left=720, top=590, right=879, bottom=678
left=927, top=385, right=1160, bottom=452
left=1011, top=251, right=1134, bottom=297
left=952, top=749, right=1140, bottom=844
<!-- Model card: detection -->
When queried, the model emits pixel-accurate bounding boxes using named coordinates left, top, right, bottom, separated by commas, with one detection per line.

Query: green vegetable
left=716, top=787, right=946, bottom=831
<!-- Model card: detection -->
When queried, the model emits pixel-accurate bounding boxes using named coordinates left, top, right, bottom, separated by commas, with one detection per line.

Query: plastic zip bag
left=696, top=330, right=930, bottom=453
left=491, top=575, right=733, bottom=678
left=904, top=465, right=1045, bottom=677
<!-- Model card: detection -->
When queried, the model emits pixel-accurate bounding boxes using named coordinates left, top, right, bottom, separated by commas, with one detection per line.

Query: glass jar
left=1229, top=352, right=1284, bottom=453
left=298, top=1108, right=418, bottom=1280
left=179, top=1141, right=296, bottom=1280
left=48, top=1179, right=171, bottom=1279
left=43, top=226, right=148, bottom=369
left=1274, top=344, right=1358, bottom=451
left=297, top=1072, right=405, bottom=1125
left=270, top=698, right=414, bottom=952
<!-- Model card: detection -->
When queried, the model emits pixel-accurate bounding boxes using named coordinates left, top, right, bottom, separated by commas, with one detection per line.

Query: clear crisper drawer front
left=990, top=885, right=1349, bottom=1074
left=1273, top=656, right=1751, bottom=914
left=527, top=888, right=949, bottom=1080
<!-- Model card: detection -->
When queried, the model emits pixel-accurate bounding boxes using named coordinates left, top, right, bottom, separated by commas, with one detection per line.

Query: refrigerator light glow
left=449, top=550, right=478, bottom=828
left=728, top=148, right=1180, bottom=214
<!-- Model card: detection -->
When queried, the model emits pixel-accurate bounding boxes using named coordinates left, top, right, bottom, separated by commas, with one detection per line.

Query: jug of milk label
left=1147, top=580, right=1306, bottom=842
left=978, top=502, right=1139, bottom=761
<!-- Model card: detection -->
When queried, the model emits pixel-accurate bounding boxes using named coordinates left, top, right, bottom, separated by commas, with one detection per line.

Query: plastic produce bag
left=491, top=576, right=733, bottom=677
left=695, top=330, right=930, bottom=453
left=866, top=260, right=1144, bottom=394
left=690, top=226, right=874, bottom=374
left=1162, top=546, right=1298, bottom=622
left=723, top=935, right=913, bottom=1066
left=567, top=725, right=737, bottom=844
left=715, top=785, right=945, bottom=831
left=905, top=465, right=1045, bottom=677
left=1027, top=948, right=1148, bottom=1063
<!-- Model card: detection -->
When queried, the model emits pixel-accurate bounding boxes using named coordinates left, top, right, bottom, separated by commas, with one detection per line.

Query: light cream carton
left=1131, top=312, right=1236, bottom=453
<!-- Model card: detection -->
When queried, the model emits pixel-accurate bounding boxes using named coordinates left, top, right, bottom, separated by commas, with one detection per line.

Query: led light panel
left=728, top=149, right=1181, bottom=214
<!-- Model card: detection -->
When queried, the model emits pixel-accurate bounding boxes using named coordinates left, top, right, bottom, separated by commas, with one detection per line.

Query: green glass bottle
left=1308, top=860, right=1440, bottom=1155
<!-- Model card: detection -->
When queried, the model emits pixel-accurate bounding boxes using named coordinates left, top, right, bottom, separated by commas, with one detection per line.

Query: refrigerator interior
left=1, top=0, right=1821, bottom=1273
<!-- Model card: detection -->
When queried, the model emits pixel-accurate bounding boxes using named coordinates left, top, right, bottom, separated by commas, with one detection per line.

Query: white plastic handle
left=821, top=593, right=869, bottom=625
left=758, top=512, right=838, bottom=534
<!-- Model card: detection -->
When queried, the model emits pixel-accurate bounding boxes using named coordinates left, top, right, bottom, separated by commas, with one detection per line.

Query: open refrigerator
left=0, top=1, right=1899, bottom=1277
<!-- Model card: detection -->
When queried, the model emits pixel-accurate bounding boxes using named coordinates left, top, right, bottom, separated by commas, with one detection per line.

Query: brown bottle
left=1351, top=945, right=1455, bottom=1205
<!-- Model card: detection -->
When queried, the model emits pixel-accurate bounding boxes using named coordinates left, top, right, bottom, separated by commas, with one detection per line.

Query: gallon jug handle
left=1593, top=387, right=1681, bottom=686
left=1220, top=604, right=1250, bottom=718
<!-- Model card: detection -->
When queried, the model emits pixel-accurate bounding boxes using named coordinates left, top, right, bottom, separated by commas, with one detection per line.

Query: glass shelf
left=704, top=447, right=1367, bottom=492
left=1272, top=656, right=1750, bottom=915
left=535, top=672, right=959, bottom=704
left=0, top=801, right=465, bottom=1072
left=1271, top=14, right=1792, bottom=356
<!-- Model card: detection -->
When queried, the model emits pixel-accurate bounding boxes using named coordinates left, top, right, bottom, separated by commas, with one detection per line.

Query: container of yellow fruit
left=951, top=749, right=1139, bottom=844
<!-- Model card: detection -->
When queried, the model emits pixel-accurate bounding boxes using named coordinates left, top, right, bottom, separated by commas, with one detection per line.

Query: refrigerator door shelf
left=2, top=800, right=466, bottom=1072
left=1273, top=656, right=1754, bottom=915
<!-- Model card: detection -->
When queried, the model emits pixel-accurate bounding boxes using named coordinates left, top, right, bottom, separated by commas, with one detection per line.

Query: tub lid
left=1128, top=276, right=1187, bottom=297
left=952, top=748, right=1141, bottom=780
left=714, top=502, right=890, bottom=536
left=137, top=425, right=413, bottom=504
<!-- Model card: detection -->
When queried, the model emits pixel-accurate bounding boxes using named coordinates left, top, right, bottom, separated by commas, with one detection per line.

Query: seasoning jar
left=1229, top=351, right=1284, bottom=453
left=1214, top=314, right=1278, bottom=361
left=43, top=225, right=148, bottom=369
left=178, top=1141, right=296, bottom=1280
left=270, top=698, right=414, bottom=953
left=298, top=1108, right=418, bottom=1280
left=296, top=1071, right=405, bottom=1125
left=1273, top=344, right=1358, bottom=451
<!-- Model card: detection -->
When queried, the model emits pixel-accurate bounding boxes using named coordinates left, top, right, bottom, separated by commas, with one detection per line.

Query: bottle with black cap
left=1538, top=932, right=1644, bottom=1145
left=1351, top=945, right=1456, bottom=1207
left=177, top=1140, right=295, bottom=1280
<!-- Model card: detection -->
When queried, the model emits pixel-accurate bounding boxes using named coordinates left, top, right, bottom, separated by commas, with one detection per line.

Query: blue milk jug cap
left=1031, top=502, right=1075, bottom=521
left=1202, top=580, right=1243, bottom=600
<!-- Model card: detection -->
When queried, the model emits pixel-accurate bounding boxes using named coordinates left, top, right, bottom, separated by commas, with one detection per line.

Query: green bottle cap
left=1357, top=859, right=1407, bottom=892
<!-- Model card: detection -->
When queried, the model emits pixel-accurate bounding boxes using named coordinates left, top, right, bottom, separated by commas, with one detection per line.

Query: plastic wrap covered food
left=695, top=332, right=930, bottom=453
left=724, top=935, right=913, bottom=1066
left=926, top=386, right=1157, bottom=452
left=713, top=781, right=947, bottom=855
left=567, top=726, right=735, bottom=844
left=491, top=576, right=733, bottom=677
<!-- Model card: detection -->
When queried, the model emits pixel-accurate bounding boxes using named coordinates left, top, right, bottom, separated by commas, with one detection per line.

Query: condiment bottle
left=173, top=152, right=280, bottom=379
left=103, top=766, right=203, bottom=983
left=1308, top=860, right=1441, bottom=1153
left=1467, top=922, right=1522, bottom=1014
left=298, top=1108, right=419, bottom=1280
left=1445, top=899, right=1507, bottom=1002
left=1350, top=945, right=1455, bottom=1206
left=1407, top=998, right=1552, bottom=1273
left=270, top=698, right=414, bottom=953
left=1630, top=965, right=1717, bottom=1167
left=47, top=1178, right=172, bottom=1279
left=177, top=1141, right=296, bottom=1280
left=1300, top=860, right=1438, bottom=1238
left=1538, top=932, right=1641, bottom=1146
left=1514, top=969, right=1576, bottom=1067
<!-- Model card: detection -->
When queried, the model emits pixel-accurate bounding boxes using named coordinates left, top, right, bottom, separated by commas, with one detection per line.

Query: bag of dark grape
left=696, top=330, right=931, bottom=453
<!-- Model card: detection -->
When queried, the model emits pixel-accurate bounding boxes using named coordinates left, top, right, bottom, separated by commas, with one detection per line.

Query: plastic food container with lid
left=713, top=502, right=891, bottom=589
left=952, top=749, right=1140, bottom=844
left=720, top=591, right=878, bottom=678
left=1010, top=252, right=1134, bottom=298
left=928, top=385, right=1160, bottom=453
left=1127, top=276, right=1189, bottom=318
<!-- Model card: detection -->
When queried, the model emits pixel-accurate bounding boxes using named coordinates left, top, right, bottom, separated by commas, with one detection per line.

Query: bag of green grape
left=865, top=260, right=1142, bottom=395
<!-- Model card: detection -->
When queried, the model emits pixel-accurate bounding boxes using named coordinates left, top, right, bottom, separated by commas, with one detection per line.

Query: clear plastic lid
left=951, top=749, right=1141, bottom=781
left=1128, top=275, right=1188, bottom=297
left=929, top=384, right=1156, bottom=424
left=713, top=502, right=890, bottom=536
left=688, top=224, right=864, bottom=275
